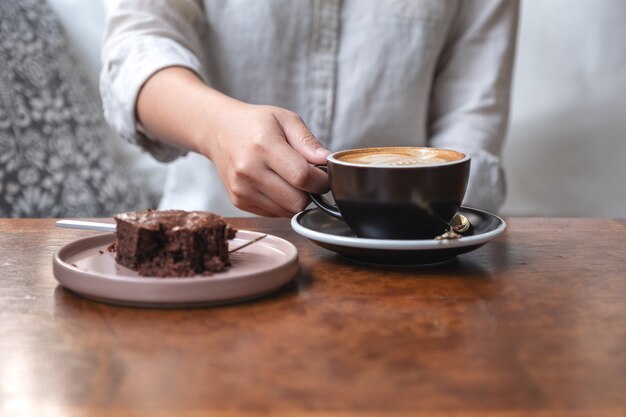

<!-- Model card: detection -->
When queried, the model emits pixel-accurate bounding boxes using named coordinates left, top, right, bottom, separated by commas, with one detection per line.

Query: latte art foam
left=336, top=147, right=464, bottom=167
left=351, top=153, right=448, bottom=166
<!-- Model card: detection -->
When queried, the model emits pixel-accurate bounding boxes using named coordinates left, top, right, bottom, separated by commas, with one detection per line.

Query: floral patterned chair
left=0, top=0, right=148, bottom=217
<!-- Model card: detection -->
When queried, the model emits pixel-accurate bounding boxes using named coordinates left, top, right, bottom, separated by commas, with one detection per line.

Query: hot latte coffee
left=310, top=146, right=471, bottom=239
left=336, top=147, right=464, bottom=167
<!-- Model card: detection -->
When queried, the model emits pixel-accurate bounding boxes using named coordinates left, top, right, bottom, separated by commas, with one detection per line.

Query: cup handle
left=308, top=165, right=343, bottom=220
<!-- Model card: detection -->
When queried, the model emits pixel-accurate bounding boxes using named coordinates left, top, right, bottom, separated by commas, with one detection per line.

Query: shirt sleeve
left=100, top=0, right=210, bottom=162
left=428, top=0, right=519, bottom=213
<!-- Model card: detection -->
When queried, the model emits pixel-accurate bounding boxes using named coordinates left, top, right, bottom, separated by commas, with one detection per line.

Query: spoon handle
left=57, top=220, right=266, bottom=255
left=229, top=234, right=267, bottom=253
left=56, top=220, right=116, bottom=233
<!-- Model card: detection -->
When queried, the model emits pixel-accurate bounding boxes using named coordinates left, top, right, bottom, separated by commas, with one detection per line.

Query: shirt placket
left=308, top=0, right=341, bottom=147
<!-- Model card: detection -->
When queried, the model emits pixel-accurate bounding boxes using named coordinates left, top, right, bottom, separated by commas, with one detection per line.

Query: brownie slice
left=113, top=210, right=237, bottom=277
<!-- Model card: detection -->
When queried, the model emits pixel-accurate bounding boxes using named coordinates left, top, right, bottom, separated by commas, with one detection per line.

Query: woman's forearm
left=134, top=65, right=330, bottom=217
left=136, top=66, right=240, bottom=157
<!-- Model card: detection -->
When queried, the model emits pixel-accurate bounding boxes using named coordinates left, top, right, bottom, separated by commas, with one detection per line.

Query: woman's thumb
left=277, top=111, right=331, bottom=164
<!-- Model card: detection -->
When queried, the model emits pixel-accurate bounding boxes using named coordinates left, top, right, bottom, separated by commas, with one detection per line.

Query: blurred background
left=10, top=0, right=626, bottom=217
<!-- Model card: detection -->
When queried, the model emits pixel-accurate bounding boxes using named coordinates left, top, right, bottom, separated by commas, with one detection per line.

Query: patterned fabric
left=0, top=0, right=149, bottom=217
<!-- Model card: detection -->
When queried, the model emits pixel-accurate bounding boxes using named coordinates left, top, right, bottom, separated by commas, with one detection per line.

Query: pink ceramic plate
left=53, top=231, right=298, bottom=308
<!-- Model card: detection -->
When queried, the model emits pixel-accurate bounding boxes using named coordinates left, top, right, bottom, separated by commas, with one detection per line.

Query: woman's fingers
left=227, top=165, right=311, bottom=216
left=265, top=139, right=329, bottom=195
left=206, top=103, right=331, bottom=217
left=274, top=110, right=331, bottom=165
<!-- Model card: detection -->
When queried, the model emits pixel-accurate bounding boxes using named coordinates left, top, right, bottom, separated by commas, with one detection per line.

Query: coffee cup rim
left=327, top=147, right=470, bottom=168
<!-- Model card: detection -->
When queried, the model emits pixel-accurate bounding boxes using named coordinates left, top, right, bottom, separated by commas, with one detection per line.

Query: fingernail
left=316, top=148, right=331, bottom=158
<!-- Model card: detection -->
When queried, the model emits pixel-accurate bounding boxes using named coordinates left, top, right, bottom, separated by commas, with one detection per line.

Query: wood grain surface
left=0, top=217, right=624, bottom=417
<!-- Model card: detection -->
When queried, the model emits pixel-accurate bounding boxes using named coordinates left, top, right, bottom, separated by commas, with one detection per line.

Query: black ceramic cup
left=309, top=147, right=470, bottom=240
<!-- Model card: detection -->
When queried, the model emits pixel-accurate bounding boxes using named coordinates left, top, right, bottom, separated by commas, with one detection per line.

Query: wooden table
left=0, top=217, right=624, bottom=417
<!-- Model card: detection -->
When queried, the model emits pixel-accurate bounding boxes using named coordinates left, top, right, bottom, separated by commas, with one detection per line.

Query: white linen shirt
left=101, top=0, right=518, bottom=216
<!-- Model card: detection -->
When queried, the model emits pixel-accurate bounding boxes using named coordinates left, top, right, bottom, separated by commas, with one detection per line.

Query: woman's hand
left=137, top=67, right=330, bottom=217
left=201, top=100, right=330, bottom=217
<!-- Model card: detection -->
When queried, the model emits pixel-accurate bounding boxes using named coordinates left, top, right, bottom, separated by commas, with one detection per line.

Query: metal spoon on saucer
left=435, top=213, right=470, bottom=240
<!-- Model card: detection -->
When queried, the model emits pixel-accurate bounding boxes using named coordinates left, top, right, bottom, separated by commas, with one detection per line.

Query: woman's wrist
left=136, top=66, right=240, bottom=159
left=189, top=87, right=247, bottom=160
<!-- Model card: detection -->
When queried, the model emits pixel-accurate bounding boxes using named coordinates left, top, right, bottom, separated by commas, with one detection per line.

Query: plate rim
left=54, top=230, right=296, bottom=284
left=291, top=206, right=506, bottom=251
left=52, top=230, right=299, bottom=306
